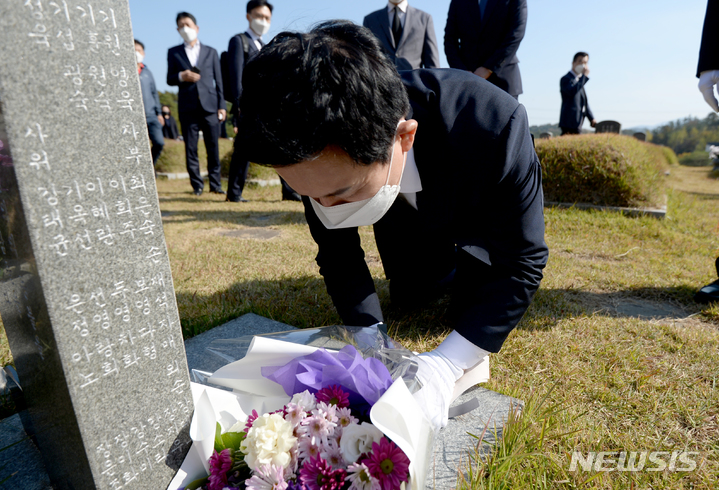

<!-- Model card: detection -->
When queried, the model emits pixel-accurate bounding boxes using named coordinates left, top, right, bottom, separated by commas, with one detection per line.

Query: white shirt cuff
left=435, top=330, right=490, bottom=370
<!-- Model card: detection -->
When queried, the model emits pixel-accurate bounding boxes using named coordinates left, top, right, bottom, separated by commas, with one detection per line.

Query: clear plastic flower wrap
left=172, top=324, right=445, bottom=490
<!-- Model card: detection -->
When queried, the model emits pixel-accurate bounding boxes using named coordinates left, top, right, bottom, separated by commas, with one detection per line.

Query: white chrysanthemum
left=290, top=390, right=316, bottom=412
left=339, top=422, right=383, bottom=464
left=284, top=403, right=307, bottom=428
left=297, top=435, right=321, bottom=461
left=241, top=413, right=297, bottom=471
left=336, top=407, right=358, bottom=429
left=346, top=462, right=381, bottom=490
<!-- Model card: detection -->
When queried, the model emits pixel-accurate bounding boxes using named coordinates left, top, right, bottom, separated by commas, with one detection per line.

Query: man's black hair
left=247, top=0, right=273, bottom=14
left=176, top=12, right=197, bottom=26
left=238, top=20, right=410, bottom=167
left=573, top=51, right=589, bottom=63
left=134, top=39, right=144, bottom=50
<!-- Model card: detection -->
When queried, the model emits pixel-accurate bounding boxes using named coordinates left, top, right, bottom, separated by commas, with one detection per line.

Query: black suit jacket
left=167, top=43, right=226, bottom=114
left=697, top=0, right=719, bottom=76
left=444, top=0, right=527, bottom=96
left=227, top=32, right=262, bottom=113
left=559, top=72, right=594, bottom=130
left=301, top=69, right=547, bottom=353
left=363, top=6, right=440, bottom=70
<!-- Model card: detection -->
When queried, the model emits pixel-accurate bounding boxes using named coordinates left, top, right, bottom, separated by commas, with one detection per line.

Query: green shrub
left=536, top=134, right=670, bottom=208
left=156, top=138, right=278, bottom=181
left=678, top=150, right=713, bottom=167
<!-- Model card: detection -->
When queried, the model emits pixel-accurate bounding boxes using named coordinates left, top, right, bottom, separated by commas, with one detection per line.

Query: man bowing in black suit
left=444, top=0, right=527, bottom=98
left=559, top=52, right=597, bottom=136
left=167, top=12, right=227, bottom=196
left=237, top=21, right=548, bottom=428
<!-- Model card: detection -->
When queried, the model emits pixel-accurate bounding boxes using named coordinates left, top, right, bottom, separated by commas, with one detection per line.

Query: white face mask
left=573, top=63, right=585, bottom=75
left=179, top=26, right=198, bottom=43
left=251, top=18, right=271, bottom=36
left=135, top=51, right=144, bottom=64
left=310, top=131, right=406, bottom=229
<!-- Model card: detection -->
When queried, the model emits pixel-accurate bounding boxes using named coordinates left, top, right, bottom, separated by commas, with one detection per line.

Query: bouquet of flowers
left=171, top=326, right=434, bottom=490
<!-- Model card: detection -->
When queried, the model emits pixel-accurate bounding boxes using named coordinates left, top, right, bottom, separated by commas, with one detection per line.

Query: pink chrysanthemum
left=246, top=463, right=289, bottom=490
left=285, top=403, right=307, bottom=428
left=207, top=448, right=233, bottom=490
left=316, top=385, right=350, bottom=408
left=336, top=407, right=358, bottom=430
left=364, top=438, right=410, bottom=490
left=299, top=412, right=335, bottom=447
left=245, top=409, right=260, bottom=433
left=298, top=436, right=321, bottom=462
left=319, top=439, right=344, bottom=470
left=299, top=456, right=346, bottom=490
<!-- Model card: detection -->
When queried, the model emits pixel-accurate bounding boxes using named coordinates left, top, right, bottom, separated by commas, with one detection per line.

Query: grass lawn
left=1, top=165, right=718, bottom=488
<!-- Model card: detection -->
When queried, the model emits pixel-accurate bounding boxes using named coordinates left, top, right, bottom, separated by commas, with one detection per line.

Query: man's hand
left=218, top=109, right=227, bottom=122
left=698, top=70, right=719, bottom=112
left=473, top=66, right=493, bottom=80
left=233, top=127, right=238, bottom=135
left=583, top=65, right=591, bottom=77
left=590, top=119, right=597, bottom=128
left=180, top=69, right=201, bottom=83
left=158, top=115, right=165, bottom=126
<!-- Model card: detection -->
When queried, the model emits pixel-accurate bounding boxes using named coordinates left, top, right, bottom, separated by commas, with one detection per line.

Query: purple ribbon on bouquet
left=261, top=345, right=393, bottom=411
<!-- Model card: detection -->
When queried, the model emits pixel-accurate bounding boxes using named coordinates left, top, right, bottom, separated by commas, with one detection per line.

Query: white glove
left=414, top=331, right=491, bottom=429
left=698, top=70, right=719, bottom=113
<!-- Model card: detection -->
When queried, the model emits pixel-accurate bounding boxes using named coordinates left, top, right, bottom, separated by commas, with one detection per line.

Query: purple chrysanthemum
left=364, top=439, right=410, bottom=490
left=245, top=409, right=260, bottom=433
left=207, top=448, right=233, bottom=490
left=316, top=385, right=350, bottom=408
left=298, top=456, right=345, bottom=490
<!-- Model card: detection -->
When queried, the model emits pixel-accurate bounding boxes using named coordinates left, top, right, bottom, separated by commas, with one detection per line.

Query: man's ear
left=398, top=119, right=418, bottom=152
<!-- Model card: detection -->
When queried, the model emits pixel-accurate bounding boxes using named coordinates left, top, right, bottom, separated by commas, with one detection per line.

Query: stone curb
left=154, top=172, right=280, bottom=187
left=545, top=201, right=667, bottom=219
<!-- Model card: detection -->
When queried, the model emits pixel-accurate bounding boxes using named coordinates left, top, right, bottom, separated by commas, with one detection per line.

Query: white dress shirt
left=387, top=0, right=408, bottom=27
left=246, top=28, right=263, bottom=51
left=399, top=148, right=422, bottom=209
left=184, top=40, right=201, bottom=67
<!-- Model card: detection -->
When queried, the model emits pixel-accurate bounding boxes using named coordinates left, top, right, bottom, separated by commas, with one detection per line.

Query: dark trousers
left=560, top=127, right=580, bottom=136
left=146, top=117, right=164, bottom=165
left=179, top=108, right=222, bottom=192
left=372, top=195, right=456, bottom=309
left=227, top=137, right=300, bottom=201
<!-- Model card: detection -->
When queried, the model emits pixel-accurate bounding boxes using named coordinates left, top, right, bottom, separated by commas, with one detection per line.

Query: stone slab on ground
left=0, top=414, right=51, bottom=490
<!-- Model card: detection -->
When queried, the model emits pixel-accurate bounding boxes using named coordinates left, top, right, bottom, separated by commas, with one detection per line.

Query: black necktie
left=392, top=7, right=403, bottom=46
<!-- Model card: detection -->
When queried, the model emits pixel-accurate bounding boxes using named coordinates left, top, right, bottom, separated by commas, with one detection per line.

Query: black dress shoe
left=695, top=278, right=719, bottom=304
left=210, top=189, right=226, bottom=195
left=226, top=197, right=248, bottom=203
left=282, top=192, right=302, bottom=202
left=193, top=189, right=203, bottom=196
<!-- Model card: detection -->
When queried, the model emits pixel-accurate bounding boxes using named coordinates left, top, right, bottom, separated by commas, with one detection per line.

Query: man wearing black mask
left=161, top=105, right=180, bottom=140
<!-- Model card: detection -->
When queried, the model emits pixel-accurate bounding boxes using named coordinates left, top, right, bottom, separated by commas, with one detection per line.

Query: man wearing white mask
left=167, top=12, right=227, bottom=196
left=238, top=21, right=548, bottom=428
left=225, top=0, right=300, bottom=203
left=559, top=52, right=597, bottom=136
left=134, top=39, right=164, bottom=166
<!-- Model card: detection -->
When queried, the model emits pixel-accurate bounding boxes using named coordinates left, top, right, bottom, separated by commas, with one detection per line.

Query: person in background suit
left=559, top=52, right=596, bottom=136
left=695, top=0, right=719, bottom=304
left=161, top=105, right=180, bottom=140
left=363, top=0, right=440, bottom=71
left=225, top=0, right=300, bottom=203
left=167, top=12, right=227, bottom=196
left=134, top=40, right=164, bottom=165
left=238, top=21, right=547, bottom=428
left=444, top=0, right=527, bottom=98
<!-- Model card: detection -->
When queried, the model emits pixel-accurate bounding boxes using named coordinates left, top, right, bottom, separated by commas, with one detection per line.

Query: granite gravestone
left=0, top=1, right=192, bottom=489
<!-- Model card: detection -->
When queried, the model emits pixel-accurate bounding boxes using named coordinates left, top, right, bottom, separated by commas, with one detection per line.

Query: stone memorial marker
left=595, top=120, right=622, bottom=134
left=0, top=1, right=192, bottom=489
